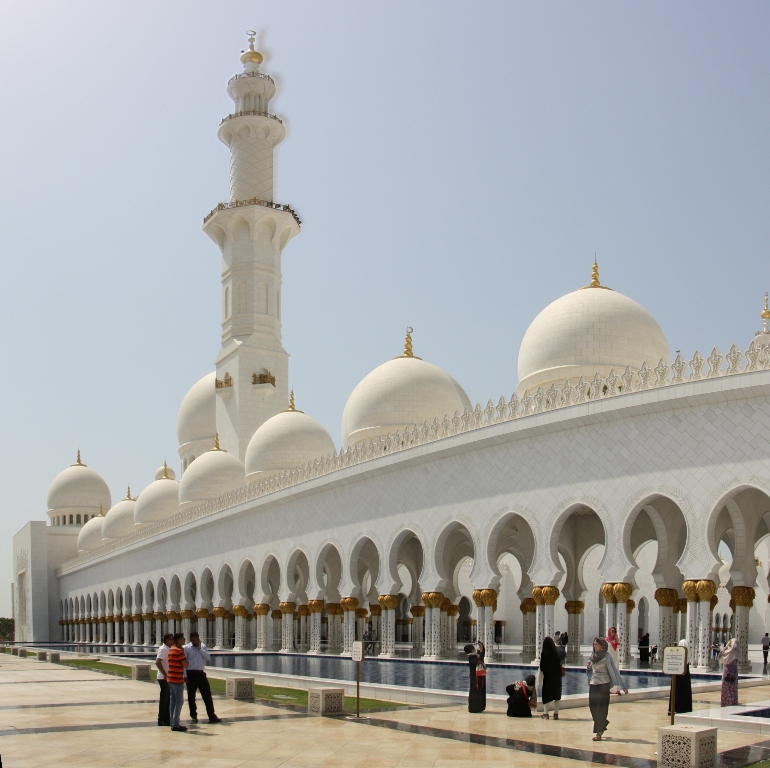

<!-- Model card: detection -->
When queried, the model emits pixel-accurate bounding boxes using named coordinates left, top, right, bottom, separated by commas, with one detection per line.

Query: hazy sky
left=1, top=2, right=768, bottom=617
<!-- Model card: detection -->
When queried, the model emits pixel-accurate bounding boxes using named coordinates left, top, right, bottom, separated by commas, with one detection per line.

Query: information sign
left=352, top=641, right=364, bottom=662
left=663, top=645, right=687, bottom=676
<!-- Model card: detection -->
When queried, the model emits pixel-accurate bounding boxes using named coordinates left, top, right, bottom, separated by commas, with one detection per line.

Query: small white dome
left=47, top=453, right=111, bottom=521
left=341, top=333, right=472, bottom=449
left=77, top=513, right=106, bottom=553
left=245, top=398, right=336, bottom=481
left=102, top=491, right=138, bottom=540
left=179, top=445, right=245, bottom=510
left=517, top=265, right=670, bottom=395
left=177, top=372, right=216, bottom=448
left=154, top=464, right=176, bottom=481
left=134, top=474, right=179, bottom=527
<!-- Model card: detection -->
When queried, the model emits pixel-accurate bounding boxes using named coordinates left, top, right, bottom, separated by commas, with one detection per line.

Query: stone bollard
left=131, top=664, right=152, bottom=681
left=49, top=652, right=60, bottom=663
left=658, top=724, right=717, bottom=767
left=11, top=647, right=19, bottom=656
left=37, top=651, right=48, bottom=661
left=18, top=648, right=27, bottom=658
left=225, top=677, right=254, bottom=700
left=307, top=687, right=345, bottom=716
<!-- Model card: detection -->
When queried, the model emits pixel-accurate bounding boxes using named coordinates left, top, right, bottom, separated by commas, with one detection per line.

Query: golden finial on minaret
left=240, top=29, right=263, bottom=67
left=403, top=327, right=414, bottom=357
left=162, top=461, right=169, bottom=479
left=125, top=486, right=132, bottom=501
left=589, top=258, right=601, bottom=288
left=288, top=390, right=296, bottom=411
left=213, top=433, right=221, bottom=450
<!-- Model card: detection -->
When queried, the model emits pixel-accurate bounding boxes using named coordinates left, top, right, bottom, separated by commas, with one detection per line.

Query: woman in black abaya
left=464, top=643, right=486, bottom=712
left=668, top=639, right=692, bottom=715
left=539, top=636, right=563, bottom=719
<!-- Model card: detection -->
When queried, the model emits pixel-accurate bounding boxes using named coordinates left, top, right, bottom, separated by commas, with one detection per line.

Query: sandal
left=541, top=713, right=549, bottom=719
left=553, top=713, right=559, bottom=720
left=593, top=733, right=603, bottom=741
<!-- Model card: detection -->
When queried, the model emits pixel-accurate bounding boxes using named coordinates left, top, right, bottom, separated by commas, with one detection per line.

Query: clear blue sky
left=1, top=2, right=767, bottom=617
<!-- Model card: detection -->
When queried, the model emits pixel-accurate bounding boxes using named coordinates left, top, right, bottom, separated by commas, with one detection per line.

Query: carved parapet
left=626, top=599, right=635, bottom=614
left=339, top=597, right=358, bottom=612
left=531, top=587, right=544, bottom=606
left=196, top=608, right=210, bottom=618
left=422, top=592, right=444, bottom=609
left=541, top=586, right=560, bottom=605
left=378, top=594, right=400, bottom=611
left=368, top=604, right=382, bottom=617
left=213, top=607, right=227, bottom=618
left=710, top=595, right=718, bottom=611
left=731, top=586, right=755, bottom=607
left=682, top=580, right=699, bottom=602
left=307, top=600, right=324, bottom=614
left=232, top=606, right=249, bottom=617
left=355, top=608, right=368, bottom=619
left=613, top=583, right=632, bottom=603
left=279, top=602, right=296, bottom=614
left=601, top=583, right=617, bottom=604
left=447, top=605, right=460, bottom=617
left=696, top=580, right=717, bottom=602
left=271, top=609, right=282, bottom=620
left=565, top=600, right=584, bottom=615
left=410, top=605, right=425, bottom=618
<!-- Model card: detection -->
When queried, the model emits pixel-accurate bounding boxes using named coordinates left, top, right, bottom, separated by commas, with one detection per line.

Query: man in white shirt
left=183, top=632, right=221, bottom=724
left=155, top=633, right=173, bottom=726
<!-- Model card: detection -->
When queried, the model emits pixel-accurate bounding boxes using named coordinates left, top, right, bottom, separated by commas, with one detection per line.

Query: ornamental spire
left=162, top=461, right=169, bottom=479
left=288, top=390, right=295, bottom=411
left=213, top=433, right=222, bottom=451
left=125, top=486, right=133, bottom=501
left=240, top=29, right=263, bottom=69
left=761, top=292, right=770, bottom=334
left=75, top=449, right=82, bottom=465
left=589, top=258, right=601, bottom=288
left=403, top=326, right=414, bottom=357
left=98, top=504, right=104, bottom=517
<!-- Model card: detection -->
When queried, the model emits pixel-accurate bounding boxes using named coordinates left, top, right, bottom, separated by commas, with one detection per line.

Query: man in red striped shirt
left=167, top=633, right=189, bottom=731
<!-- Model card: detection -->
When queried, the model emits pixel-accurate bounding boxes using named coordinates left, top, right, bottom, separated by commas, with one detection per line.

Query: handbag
left=475, top=660, right=486, bottom=688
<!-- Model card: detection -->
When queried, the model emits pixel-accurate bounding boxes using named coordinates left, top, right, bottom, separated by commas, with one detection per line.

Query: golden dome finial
left=589, top=258, right=601, bottom=288
left=125, top=486, right=132, bottom=501
left=762, top=292, right=770, bottom=321
left=76, top=449, right=82, bottom=465
left=240, top=29, right=263, bottom=67
left=288, top=390, right=296, bottom=411
left=404, top=326, right=414, bottom=357
left=213, top=433, right=221, bottom=451
left=162, top=461, right=169, bottom=479
left=98, top=504, right=104, bottom=517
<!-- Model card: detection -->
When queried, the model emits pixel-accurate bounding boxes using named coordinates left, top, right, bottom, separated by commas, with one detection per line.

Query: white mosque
left=12, top=36, right=770, bottom=672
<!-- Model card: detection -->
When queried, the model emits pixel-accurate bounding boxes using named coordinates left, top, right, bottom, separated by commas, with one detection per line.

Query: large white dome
left=134, top=471, right=180, bottom=527
left=245, top=397, right=336, bottom=482
left=517, top=266, right=670, bottom=395
left=102, top=491, right=138, bottom=540
left=179, top=443, right=245, bottom=511
left=177, top=372, right=216, bottom=448
left=342, top=334, right=472, bottom=449
left=47, top=454, right=111, bottom=521
left=77, top=513, right=106, bottom=553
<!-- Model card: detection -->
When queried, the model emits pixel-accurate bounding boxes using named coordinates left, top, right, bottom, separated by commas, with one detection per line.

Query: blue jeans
left=169, top=683, right=185, bottom=727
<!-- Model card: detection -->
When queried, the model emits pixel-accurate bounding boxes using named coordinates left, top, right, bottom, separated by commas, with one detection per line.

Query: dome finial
left=762, top=292, right=770, bottom=320
left=162, top=461, right=169, bottom=479
left=125, top=486, right=132, bottom=501
left=590, top=257, right=601, bottom=288
left=76, top=449, right=82, bottom=465
left=213, top=433, right=222, bottom=451
left=404, top=326, right=414, bottom=357
left=240, top=29, right=264, bottom=68
left=288, top=390, right=296, bottom=411
left=72, top=449, right=86, bottom=467
left=98, top=504, right=104, bottom=517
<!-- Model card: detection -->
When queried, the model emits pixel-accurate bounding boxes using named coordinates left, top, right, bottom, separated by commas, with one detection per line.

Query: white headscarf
left=719, top=637, right=740, bottom=666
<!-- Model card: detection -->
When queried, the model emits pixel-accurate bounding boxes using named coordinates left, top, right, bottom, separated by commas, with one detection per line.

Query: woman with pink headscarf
left=606, top=627, right=620, bottom=693
left=719, top=638, right=740, bottom=706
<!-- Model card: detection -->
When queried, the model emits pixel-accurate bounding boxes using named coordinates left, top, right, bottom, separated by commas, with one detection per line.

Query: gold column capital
left=612, top=583, right=632, bottom=603
left=279, top=602, right=296, bottom=614
left=696, top=580, right=717, bottom=602
left=531, top=587, right=544, bottom=606
left=541, top=586, right=560, bottom=605
left=682, top=580, right=699, bottom=602
left=565, top=600, right=584, bottom=614
left=600, top=583, right=617, bottom=604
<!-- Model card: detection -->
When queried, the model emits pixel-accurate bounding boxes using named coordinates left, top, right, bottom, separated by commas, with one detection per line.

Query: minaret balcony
left=220, top=110, right=282, bottom=126
left=215, top=374, right=233, bottom=401
left=204, top=198, right=301, bottom=227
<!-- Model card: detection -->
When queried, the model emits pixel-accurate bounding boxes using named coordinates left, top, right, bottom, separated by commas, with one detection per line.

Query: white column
left=601, top=584, right=617, bottom=643
left=566, top=602, right=583, bottom=662
left=484, top=605, right=495, bottom=652
left=214, top=610, right=225, bottom=649
left=612, top=585, right=632, bottom=669
left=299, top=610, right=309, bottom=651
left=154, top=615, right=163, bottom=646
left=342, top=611, right=356, bottom=654
left=684, top=585, right=699, bottom=661
left=448, top=608, right=459, bottom=652
left=326, top=606, right=342, bottom=653
left=410, top=607, right=424, bottom=654
left=133, top=617, right=142, bottom=646
left=254, top=606, right=270, bottom=651
left=732, top=586, right=753, bottom=670
left=280, top=604, right=295, bottom=652
left=106, top=618, right=115, bottom=644
left=533, top=601, right=545, bottom=662
left=233, top=612, right=246, bottom=651
left=654, top=589, right=676, bottom=666
left=196, top=612, right=208, bottom=645
left=248, top=615, right=256, bottom=650
left=307, top=603, right=322, bottom=653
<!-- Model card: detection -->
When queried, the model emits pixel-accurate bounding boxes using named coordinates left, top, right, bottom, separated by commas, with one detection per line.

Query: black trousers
left=589, top=683, right=611, bottom=734
left=763, top=650, right=768, bottom=664
left=186, top=670, right=216, bottom=720
left=157, top=679, right=170, bottom=725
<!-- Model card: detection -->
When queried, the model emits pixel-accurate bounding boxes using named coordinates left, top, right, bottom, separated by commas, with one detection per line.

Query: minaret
left=203, top=33, right=300, bottom=460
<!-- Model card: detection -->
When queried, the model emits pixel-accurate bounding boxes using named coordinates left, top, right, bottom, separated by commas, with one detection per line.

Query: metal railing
left=220, top=110, right=282, bottom=126
left=204, top=198, right=301, bottom=227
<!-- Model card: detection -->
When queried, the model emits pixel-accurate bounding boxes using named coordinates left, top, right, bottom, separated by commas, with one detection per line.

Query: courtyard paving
left=3, top=653, right=770, bottom=767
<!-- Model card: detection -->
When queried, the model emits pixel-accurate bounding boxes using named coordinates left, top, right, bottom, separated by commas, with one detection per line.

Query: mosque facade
left=12, top=38, right=770, bottom=670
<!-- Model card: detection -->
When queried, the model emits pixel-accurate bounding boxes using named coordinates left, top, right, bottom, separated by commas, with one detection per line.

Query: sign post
left=663, top=645, right=687, bottom=725
left=346, top=641, right=369, bottom=720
